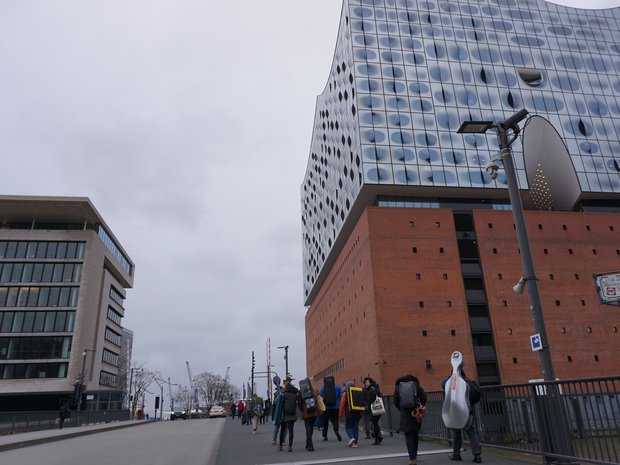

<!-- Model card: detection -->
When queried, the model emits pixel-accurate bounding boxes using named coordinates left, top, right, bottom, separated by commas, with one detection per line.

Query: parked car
left=208, top=405, right=227, bottom=418
left=170, top=411, right=187, bottom=420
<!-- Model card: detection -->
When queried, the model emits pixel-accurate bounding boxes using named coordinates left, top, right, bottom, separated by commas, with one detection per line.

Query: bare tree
left=194, top=372, right=234, bottom=406
left=174, top=385, right=193, bottom=413
left=130, top=363, right=159, bottom=419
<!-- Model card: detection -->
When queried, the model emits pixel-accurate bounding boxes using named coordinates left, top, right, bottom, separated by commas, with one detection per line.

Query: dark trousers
left=322, top=409, right=340, bottom=438
left=304, top=418, right=315, bottom=449
left=404, top=431, right=420, bottom=459
left=370, top=415, right=382, bottom=441
left=279, top=420, right=295, bottom=446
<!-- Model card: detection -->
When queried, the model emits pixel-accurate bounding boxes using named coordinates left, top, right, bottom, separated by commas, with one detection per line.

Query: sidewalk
left=0, top=419, right=151, bottom=452
left=216, top=417, right=540, bottom=465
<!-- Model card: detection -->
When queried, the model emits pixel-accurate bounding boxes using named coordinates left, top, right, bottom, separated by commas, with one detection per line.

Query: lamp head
left=485, top=161, right=500, bottom=180
left=513, top=276, right=527, bottom=294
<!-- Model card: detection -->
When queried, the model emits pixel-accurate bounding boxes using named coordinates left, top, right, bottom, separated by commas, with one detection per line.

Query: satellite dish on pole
left=273, top=375, right=281, bottom=386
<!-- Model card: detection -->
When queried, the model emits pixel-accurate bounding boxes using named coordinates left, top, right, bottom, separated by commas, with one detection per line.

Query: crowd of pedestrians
left=228, top=352, right=482, bottom=465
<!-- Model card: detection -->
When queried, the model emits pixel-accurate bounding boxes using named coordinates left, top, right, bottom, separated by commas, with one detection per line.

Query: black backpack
left=323, top=376, right=336, bottom=405
left=468, top=380, right=481, bottom=406
left=399, top=380, right=418, bottom=409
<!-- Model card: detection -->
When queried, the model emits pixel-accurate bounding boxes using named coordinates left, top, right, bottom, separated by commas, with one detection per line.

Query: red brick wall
left=306, top=207, right=620, bottom=390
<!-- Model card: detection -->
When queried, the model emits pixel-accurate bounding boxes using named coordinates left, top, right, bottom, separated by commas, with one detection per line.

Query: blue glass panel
left=393, top=167, right=419, bottom=183
left=511, top=36, right=545, bottom=47
left=388, top=114, right=411, bottom=127
left=358, top=64, right=380, bottom=76
left=393, top=147, right=415, bottom=162
left=411, top=99, right=433, bottom=111
left=409, top=82, right=430, bottom=94
left=429, top=65, right=451, bottom=81
left=548, top=25, right=572, bottom=36
left=362, top=129, right=386, bottom=144
left=355, top=49, right=378, bottom=61
left=472, top=47, right=500, bottom=63
left=357, top=78, right=381, bottom=92
left=416, top=132, right=438, bottom=146
left=418, top=149, right=441, bottom=163
left=588, top=99, right=608, bottom=117
left=443, top=151, right=466, bottom=165
left=551, top=74, right=580, bottom=92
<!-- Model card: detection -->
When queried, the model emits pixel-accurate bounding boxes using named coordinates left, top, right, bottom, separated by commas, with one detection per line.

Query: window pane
left=35, top=242, right=47, bottom=259
left=33, top=312, right=45, bottom=332
left=65, top=312, right=75, bottom=332
left=0, top=242, right=7, bottom=258
left=10, top=264, right=23, bottom=283
left=1, top=312, right=13, bottom=332
left=44, top=313, right=55, bottom=331
left=56, top=242, right=67, bottom=259
left=26, top=242, right=37, bottom=259
left=27, top=287, right=39, bottom=307
left=54, top=312, right=66, bottom=332
left=76, top=243, right=85, bottom=259
left=42, top=264, right=54, bottom=282
left=62, top=264, right=73, bottom=283
left=6, top=242, right=17, bottom=259
left=0, top=287, right=7, bottom=307
left=22, top=312, right=35, bottom=332
left=17, top=287, right=29, bottom=307
left=52, top=265, right=63, bottom=283
left=46, top=242, right=57, bottom=259
left=69, top=288, right=79, bottom=307
left=21, top=264, right=34, bottom=282
left=37, top=287, right=50, bottom=307
left=66, top=243, right=77, bottom=259
left=6, top=288, right=18, bottom=307
left=72, top=264, right=82, bottom=283
left=31, top=264, right=44, bottom=283
left=16, top=242, right=27, bottom=259
left=1, top=264, right=12, bottom=282
left=58, top=288, right=70, bottom=307
left=12, top=312, right=24, bottom=332
left=48, top=288, right=60, bottom=307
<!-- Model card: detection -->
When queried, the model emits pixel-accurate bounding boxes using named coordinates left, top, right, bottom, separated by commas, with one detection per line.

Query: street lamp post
left=277, top=345, right=289, bottom=378
left=76, top=349, right=95, bottom=412
left=458, top=109, right=573, bottom=464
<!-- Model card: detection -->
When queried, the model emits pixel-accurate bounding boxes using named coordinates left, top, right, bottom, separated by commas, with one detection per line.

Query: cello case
left=441, top=351, right=471, bottom=429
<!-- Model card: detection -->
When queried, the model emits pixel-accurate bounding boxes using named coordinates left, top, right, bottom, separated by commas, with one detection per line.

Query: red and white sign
left=594, top=272, right=620, bottom=305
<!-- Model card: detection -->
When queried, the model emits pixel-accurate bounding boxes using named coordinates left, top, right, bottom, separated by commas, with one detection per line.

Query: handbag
left=411, top=402, right=426, bottom=423
left=316, top=394, right=326, bottom=415
left=370, top=396, right=385, bottom=416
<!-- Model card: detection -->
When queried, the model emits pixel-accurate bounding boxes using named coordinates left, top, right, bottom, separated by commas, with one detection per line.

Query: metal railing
left=0, top=409, right=130, bottom=435
left=377, top=376, right=620, bottom=465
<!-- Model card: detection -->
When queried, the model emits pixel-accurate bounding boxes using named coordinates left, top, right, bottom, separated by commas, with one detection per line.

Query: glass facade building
left=301, top=0, right=620, bottom=305
left=0, top=196, right=134, bottom=411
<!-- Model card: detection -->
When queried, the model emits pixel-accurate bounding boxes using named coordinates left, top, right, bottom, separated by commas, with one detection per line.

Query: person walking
left=339, top=380, right=362, bottom=448
left=320, top=377, right=342, bottom=442
left=272, top=385, right=284, bottom=445
left=237, top=400, right=245, bottom=424
left=363, top=377, right=383, bottom=445
left=301, top=387, right=320, bottom=451
left=278, top=376, right=301, bottom=452
left=262, top=397, right=271, bottom=425
left=249, top=393, right=264, bottom=434
left=394, top=374, right=427, bottom=465
left=442, top=366, right=482, bottom=463
left=57, top=401, right=70, bottom=429
left=230, top=402, right=237, bottom=419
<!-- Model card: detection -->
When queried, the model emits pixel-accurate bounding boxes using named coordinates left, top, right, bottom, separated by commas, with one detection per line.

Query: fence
left=378, top=376, right=620, bottom=465
left=0, top=409, right=130, bottom=435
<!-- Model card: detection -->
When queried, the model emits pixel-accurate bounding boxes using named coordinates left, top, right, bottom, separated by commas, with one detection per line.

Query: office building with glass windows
left=0, top=196, right=134, bottom=411
left=302, top=0, right=620, bottom=389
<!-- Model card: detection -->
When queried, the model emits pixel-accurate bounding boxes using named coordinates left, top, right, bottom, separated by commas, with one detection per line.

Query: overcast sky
left=1, top=0, right=618, bottom=412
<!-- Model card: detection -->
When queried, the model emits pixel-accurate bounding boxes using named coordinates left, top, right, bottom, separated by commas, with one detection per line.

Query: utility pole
left=277, top=345, right=289, bottom=378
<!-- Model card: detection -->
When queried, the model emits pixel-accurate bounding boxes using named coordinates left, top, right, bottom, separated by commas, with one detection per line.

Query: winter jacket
left=393, top=375, right=427, bottom=433
left=320, top=383, right=343, bottom=410
left=282, top=385, right=300, bottom=422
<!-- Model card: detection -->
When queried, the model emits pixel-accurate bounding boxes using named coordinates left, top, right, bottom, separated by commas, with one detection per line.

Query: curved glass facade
left=301, top=0, right=620, bottom=303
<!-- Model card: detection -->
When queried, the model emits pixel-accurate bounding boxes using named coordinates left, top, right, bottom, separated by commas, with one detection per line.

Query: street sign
left=594, top=271, right=620, bottom=306
left=530, top=333, right=542, bottom=351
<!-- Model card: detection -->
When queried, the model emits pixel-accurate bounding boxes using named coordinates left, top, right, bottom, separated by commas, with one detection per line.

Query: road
left=0, top=417, right=536, bottom=465
left=0, top=418, right=224, bottom=465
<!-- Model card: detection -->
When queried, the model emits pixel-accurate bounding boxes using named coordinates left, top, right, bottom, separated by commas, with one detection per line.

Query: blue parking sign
left=530, top=333, right=542, bottom=351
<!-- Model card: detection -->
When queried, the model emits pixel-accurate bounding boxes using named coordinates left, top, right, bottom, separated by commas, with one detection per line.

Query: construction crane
left=186, top=361, right=199, bottom=414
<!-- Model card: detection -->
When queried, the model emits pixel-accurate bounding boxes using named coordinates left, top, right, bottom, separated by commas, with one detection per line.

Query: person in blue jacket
left=320, top=380, right=342, bottom=441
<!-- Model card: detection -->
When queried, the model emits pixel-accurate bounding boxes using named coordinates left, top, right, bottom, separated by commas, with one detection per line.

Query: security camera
left=485, top=161, right=499, bottom=180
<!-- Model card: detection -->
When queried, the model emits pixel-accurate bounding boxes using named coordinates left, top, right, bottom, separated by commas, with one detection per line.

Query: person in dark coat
left=58, top=401, right=70, bottom=429
left=301, top=387, right=320, bottom=452
left=278, top=376, right=301, bottom=452
left=319, top=380, right=342, bottom=441
left=394, top=375, right=427, bottom=465
left=363, top=377, right=383, bottom=444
